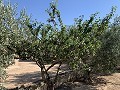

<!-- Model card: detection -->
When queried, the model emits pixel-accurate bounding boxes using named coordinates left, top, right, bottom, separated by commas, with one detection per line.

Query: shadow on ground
left=9, top=71, right=41, bottom=85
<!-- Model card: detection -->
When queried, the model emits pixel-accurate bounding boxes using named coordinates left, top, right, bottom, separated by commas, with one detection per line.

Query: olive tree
left=0, top=1, right=18, bottom=88
left=10, top=9, right=34, bottom=60
left=0, top=0, right=31, bottom=89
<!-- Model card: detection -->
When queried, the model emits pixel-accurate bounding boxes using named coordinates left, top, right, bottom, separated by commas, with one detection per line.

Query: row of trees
left=0, top=0, right=120, bottom=90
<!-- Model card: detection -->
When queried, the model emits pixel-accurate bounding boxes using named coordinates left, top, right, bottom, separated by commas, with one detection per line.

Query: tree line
left=0, top=0, right=120, bottom=90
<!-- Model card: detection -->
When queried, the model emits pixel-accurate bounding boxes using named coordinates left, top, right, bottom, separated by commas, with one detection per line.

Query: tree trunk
left=47, top=81, right=54, bottom=90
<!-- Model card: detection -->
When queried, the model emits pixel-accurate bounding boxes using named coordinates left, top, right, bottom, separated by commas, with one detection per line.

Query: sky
left=7, top=0, right=120, bottom=25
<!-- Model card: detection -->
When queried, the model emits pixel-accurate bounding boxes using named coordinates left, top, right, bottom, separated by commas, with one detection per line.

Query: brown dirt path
left=98, top=73, right=120, bottom=90
left=4, top=59, right=120, bottom=90
left=4, top=59, right=61, bottom=89
left=4, top=59, right=40, bottom=89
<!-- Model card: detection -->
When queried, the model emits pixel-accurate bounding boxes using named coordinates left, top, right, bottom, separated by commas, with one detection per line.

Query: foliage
left=61, top=7, right=116, bottom=82
left=26, top=1, right=116, bottom=89
left=93, top=16, right=120, bottom=74
left=0, top=0, right=31, bottom=88
left=0, top=1, right=17, bottom=87
left=10, top=9, right=33, bottom=60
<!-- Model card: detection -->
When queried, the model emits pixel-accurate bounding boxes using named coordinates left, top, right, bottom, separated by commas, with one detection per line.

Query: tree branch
left=53, top=62, right=62, bottom=84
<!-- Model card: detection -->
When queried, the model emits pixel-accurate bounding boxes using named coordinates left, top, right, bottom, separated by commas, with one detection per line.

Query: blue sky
left=9, top=0, right=120, bottom=25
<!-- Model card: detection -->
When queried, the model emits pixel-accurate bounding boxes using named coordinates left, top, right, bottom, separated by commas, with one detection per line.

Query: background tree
left=0, top=1, right=17, bottom=88
left=93, top=16, right=120, bottom=74
left=63, top=7, right=116, bottom=82
left=0, top=0, right=31, bottom=89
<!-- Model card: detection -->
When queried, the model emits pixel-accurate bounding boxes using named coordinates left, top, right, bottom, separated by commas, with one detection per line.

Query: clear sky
left=8, top=0, right=120, bottom=25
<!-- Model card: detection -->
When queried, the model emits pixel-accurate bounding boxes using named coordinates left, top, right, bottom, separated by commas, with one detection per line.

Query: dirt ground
left=4, top=59, right=66, bottom=89
left=4, top=59, right=120, bottom=90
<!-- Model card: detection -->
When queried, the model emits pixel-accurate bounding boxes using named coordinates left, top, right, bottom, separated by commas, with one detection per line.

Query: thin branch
left=35, top=59, right=50, bottom=81
left=46, top=60, right=62, bottom=71
left=53, top=62, right=62, bottom=84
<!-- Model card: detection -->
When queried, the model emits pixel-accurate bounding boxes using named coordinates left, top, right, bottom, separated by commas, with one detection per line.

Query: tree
left=93, top=16, right=120, bottom=74
left=63, top=7, right=116, bottom=82
left=10, top=9, right=33, bottom=60
left=0, top=1, right=17, bottom=88
left=26, top=1, right=115, bottom=89
left=0, top=0, right=31, bottom=89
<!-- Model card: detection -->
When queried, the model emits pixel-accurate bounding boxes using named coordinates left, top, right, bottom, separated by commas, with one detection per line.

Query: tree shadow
left=6, top=63, right=110, bottom=90
left=8, top=71, right=41, bottom=85
left=7, top=71, right=109, bottom=90
left=18, top=59, right=35, bottom=63
left=91, top=76, right=107, bottom=85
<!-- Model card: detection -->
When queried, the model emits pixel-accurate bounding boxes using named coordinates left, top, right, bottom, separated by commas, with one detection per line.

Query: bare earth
left=4, top=59, right=65, bottom=89
left=4, top=59, right=120, bottom=90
